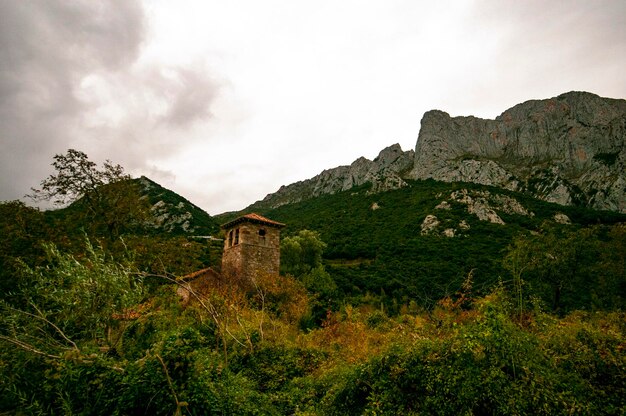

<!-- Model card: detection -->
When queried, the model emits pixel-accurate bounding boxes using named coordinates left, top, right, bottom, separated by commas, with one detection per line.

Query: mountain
left=252, top=91, right=625, bottom=213
left=135, top=176, right=220, bottom=235
left=250, top=179, right=626, bottom=312
left=248, top=144, right=414, bottom=210
left=410, top=91, right=626, bottom=213
left=51, top=176, right=220, bottom=237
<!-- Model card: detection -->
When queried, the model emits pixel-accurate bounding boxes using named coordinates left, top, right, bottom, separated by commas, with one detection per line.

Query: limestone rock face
left=138, top=176, right=217, bottom=234
left=252, top=144, right=415, bottom=209
left=251, top=92, right=624, bottom=214
left=409, top=92, right=626, bottom=213
left=420, top=215, right=440, bottom=235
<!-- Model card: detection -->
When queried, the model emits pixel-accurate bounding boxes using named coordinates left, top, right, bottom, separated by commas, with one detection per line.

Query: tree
left=280, top=229, right=327, bottom=277
left=29, top=149, right=128, bottom=206
left=504, top=225, right=611, bottom=313
left=29, top=149, right=148, bottom=239
left=280, top=230, right=336, bottom=323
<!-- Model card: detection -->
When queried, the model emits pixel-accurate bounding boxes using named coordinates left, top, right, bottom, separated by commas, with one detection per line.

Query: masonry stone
left=221, top=213, right=285, bottom=287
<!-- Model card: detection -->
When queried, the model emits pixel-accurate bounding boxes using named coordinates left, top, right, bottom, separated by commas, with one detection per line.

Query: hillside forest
left=1, top=150, right=625, bottom=415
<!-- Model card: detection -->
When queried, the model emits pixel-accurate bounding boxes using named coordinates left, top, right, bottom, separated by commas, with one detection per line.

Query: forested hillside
left=231, top=179, right=626, bottom=315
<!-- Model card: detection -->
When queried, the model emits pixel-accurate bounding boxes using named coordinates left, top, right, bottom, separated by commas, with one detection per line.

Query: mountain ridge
left=135, top=176, right=220, bottom=235
left=247, top=143, right=414, bottom=210
left=411, top=91, right=626, bottom=212
left=248, top=91, right=625, bottom=213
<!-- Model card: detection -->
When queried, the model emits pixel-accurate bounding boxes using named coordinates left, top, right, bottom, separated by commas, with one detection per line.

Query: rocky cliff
left=136, top=176, right=219, bottom=235
left=254, top=91, right=625, bottom=213
left=250, top=144, right=414, bottom=209
left=409, top=91, right=626, bottom=212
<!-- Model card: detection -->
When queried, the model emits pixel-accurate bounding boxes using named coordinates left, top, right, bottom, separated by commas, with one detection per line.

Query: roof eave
left=221, top=215, right=285, bottom=230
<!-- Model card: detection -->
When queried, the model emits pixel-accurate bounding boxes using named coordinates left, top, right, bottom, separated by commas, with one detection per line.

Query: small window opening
left=258, top=228, right=266, bottom=244
left=234, top=228, right=240, bottom=245
left=228, top=230, right=233, bottom=247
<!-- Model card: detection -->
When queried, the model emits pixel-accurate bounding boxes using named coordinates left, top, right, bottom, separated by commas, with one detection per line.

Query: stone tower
left=221, top=213, right=285, bottom=285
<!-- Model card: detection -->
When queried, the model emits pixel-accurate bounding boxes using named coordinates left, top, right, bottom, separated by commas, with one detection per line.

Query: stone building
left=176, top=267, right=222, bottom=305
left=221, top=213, right=285, bottom=285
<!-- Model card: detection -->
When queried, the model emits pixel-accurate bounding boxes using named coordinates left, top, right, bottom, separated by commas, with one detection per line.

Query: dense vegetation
left=1, top=241, right=623, bottom=414
left=1, top=151, right=624, bottom=414
left=246, top=180, right=626, bottom=314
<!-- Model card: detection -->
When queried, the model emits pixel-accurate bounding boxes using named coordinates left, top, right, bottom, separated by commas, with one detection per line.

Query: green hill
left=48, top=176, right=220, bottom=237
left=226, top=179, right=625, bottom=313
left=133, top=176, right=220, bottom=236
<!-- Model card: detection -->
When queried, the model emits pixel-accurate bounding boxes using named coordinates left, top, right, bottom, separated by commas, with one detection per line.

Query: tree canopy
left=29, top=149, right=149, bottom=239
left=29, top=149, right=129, bottom=206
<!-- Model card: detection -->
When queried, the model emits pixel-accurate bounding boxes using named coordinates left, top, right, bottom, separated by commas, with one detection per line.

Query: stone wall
left=221, top=221, right=281, bottom=286
left=177, top=268, right=222, bottom=305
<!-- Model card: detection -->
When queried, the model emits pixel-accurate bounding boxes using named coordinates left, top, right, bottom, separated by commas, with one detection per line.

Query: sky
left=1, top=0, right=625, bottom=215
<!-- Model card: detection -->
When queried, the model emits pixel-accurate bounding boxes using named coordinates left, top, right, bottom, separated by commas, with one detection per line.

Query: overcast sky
left=1, top=0, right=625, bottom=214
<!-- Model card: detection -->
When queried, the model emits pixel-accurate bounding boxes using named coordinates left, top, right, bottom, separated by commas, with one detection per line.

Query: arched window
left=228, top=230, right=233, bottom=247
left=234, top=228, right=240, bottom=245
left=258, top=228, right=266, bottom=244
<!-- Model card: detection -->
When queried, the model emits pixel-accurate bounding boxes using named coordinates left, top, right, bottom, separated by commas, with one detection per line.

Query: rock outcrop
left=444, top=189, right=534, bottom=224
left=409, top=92, right=626, bottom=213
left=253, top=91, right=625, bottom=213
left=251, top=144, right=414, bottom=209
left=137, top=176, right=219, bottom=235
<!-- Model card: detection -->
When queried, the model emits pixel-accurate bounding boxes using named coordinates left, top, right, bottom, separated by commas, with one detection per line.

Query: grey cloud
left=0, top=1, right=223, bottom=205
left=0, top=0, right=146, bottom=202
left=161, top=68, right=220, bottom=127
left=141, top=66, right=221, bottom=127
left=74, top=64, right=224, bottom=175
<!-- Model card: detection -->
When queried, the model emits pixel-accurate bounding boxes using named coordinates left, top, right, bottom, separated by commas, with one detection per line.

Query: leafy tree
left=504, top=224, right=625, bottom=312
left=596, top=224, right=626, bottom=308
left=280, top=230, right=337, bottom=323
left=280, top=229, right=327, bottom=277
left=29, top=149, right=128, bottom=206
left=29, top=149, right=149, bottom=239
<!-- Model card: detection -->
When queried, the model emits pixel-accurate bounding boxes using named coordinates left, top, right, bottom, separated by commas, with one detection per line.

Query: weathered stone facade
left=221, top=213, right=285, bottom=286
left=177, top=268, right=222, bottom=305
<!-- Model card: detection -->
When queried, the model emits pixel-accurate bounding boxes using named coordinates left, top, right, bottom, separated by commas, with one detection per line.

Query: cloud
left=0, top=1, right=143, bottom=201
left=440, top=0, right=626, bottom=117
left=159, top=67, right=220, bottom=127
left=0, top=0, right=223, bottom=205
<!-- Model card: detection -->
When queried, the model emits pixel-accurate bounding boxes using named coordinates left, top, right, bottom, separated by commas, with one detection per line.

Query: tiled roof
left=221, top=212, right=286, bottom=229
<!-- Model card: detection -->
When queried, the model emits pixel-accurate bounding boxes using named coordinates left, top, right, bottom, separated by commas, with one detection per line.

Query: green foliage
left=301, top=266, right=338, bottom=299
left=1, top=251, right=624, bottom=415
left=504, top=224, right=625, bottom=312
left=2, top=239, right=143, bottom=348
left=254, top=180, right=625, bottom=313
left=2, top=166, right=625, bottom=414
left=231, top=343, right=327, bottom=413
left=0, top=201, right=49, bottom=301
left=0, top=240, right=143, bottom=414
left=281, top=231, right=337, bottom=324
left=280, top=229, right=327, bottom=276
left=318, top=292, right=625, bottom=415
left=119, top=235, right=215, bottom=277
